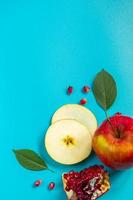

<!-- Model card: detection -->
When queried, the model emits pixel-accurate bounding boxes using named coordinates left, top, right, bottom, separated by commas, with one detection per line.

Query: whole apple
left=92, top=113, right=133, bottom=170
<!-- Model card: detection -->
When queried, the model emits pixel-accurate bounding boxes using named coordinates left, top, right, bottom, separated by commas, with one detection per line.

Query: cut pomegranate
left=62, top=165, right=110, bottom=200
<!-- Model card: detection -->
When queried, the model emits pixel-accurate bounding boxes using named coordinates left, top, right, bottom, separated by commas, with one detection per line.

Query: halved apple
left=45, top=119, right=92, bottom=165
left=51, top=104, right=97, bottom=137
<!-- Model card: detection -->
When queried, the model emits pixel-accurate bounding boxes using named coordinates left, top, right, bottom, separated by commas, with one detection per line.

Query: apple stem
left=105, top=110, right=110, bottom=121
left=105, top=110, right=116, bottom=133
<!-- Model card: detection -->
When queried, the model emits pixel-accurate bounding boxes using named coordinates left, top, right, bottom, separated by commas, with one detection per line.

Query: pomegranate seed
left=83, top=86, right=90, bottom=93
left=80, top=98, right=87, bottom=105
left=34, top=179, right=42, bottom=187
left=115, top=112, right=122, bottom=115
left=67, top=86, right=73, bottom=95
left=48, top=182, right=55, bottom=190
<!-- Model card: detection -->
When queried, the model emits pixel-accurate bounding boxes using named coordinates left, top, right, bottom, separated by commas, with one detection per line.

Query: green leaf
left=92, top=69, right=117, bottom=110
left=13, top=149, right=48, bottom=171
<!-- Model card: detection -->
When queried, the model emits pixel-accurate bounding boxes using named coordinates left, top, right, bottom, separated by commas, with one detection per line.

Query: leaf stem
left=105, top=110, right=116, bottom=133
left=105, top=110, right=110, bottom=121
left=48, top=168, right=55, bottom=173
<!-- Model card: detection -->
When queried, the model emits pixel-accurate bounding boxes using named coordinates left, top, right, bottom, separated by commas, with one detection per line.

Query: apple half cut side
left=51, top=104, right=97, bottom=137
left=45, top=119, right=92, bottom=165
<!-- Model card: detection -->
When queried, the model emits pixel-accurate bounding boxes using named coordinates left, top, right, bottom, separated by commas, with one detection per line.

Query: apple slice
left=45, top=119, right=92, bottom=165
left=51, top=104, right=97, bottom=137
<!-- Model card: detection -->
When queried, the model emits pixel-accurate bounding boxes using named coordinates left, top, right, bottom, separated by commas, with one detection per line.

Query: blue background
left=0, top=0, right=133, bottom=199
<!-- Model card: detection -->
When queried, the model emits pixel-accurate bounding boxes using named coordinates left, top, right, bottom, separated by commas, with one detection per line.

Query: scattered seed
left=48, top=182, right=55, bottom=190
left=67, top=86, right=73, bottom=95
left=80, top=98, right=87, bottom=105
left=115, top=112, right=122, bottom=116
left=34, top=179, right=42, bottom=187
left=83, top=86, right=90, bottom=93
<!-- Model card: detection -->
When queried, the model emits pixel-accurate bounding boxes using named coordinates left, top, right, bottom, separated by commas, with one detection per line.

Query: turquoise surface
left=0, top=0, right=133, bottom=199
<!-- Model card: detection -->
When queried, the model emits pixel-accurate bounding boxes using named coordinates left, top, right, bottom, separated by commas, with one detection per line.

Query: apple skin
left=92, top=114, right=133, bottom=170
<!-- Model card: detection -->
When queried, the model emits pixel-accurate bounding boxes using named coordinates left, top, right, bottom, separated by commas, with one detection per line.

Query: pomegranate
left=62, top=165, right=110, bottom=200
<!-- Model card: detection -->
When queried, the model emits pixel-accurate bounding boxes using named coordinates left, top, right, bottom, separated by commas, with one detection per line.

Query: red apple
left=92, top=113, right=133, bottom=170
